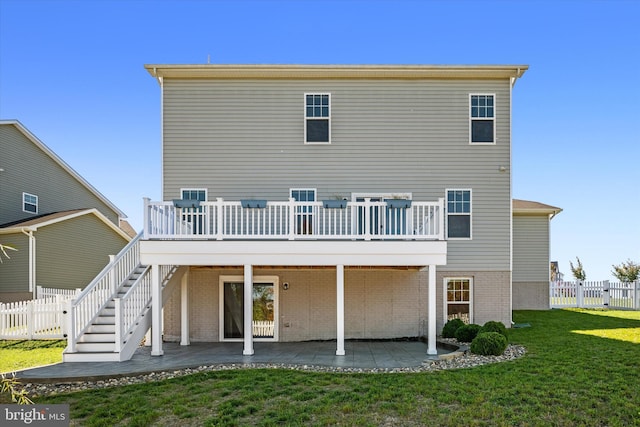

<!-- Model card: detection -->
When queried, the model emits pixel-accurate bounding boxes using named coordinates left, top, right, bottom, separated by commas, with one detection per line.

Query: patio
left=16, top=340, right=457, bottom=382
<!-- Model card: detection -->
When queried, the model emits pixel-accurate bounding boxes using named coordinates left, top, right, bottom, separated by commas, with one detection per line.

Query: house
left=63, top=64, right=558, bottom=362
left=0, top=120, right=134, bottom=302
left=512, top=199, right=562, bottom=310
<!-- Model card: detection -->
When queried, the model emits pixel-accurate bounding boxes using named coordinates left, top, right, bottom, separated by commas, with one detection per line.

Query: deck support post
left=243, top=264, right=254, bottom=355
left=336, top=264, right=345, bottom=356
left=427, top=264, right=437, bottom=355
left=180, top=270, right=190, bottom=346
left=151, top=264, right=164, bottom=356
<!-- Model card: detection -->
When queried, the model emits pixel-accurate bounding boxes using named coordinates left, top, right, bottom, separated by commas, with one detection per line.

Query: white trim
left=218, top=274, right=280, bottom=343
left=469, top=93, right=496, bottom=145
left=0, top=208, right=132, bottom=241
left=443, top=277, right=474, bottom=324
left=289, top=188, right=317, bottom=200
left=304, top=93, right=331, bottom=144
left=0, top=120, right=127, bottom=219
left=445, top=188, right=472, bottom=240
left=22, top=192, right=38, bottom=214
left=336, top=265, right=345, bottom=356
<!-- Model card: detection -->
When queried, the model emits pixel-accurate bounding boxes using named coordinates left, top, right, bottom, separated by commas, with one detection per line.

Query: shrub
left=454, top=324, right=482, bottom=342
left=479, top=321, right=508, bottom=338
left=470, top=332, right=508, bottom=356
left=442, top=318, right=465, bottom=338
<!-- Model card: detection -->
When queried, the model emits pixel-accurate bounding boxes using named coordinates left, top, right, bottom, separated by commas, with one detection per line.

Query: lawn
left=7, top=310, right=640, bottom=426
left=0, top=339, right=65, bottom=373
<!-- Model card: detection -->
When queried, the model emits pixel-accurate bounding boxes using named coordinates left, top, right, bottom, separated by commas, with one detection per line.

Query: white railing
left=36, top=286, right=81, bottom=300
left=550, top=280, right=640, bottom=310
left=144, top=197, right=444, bottom=241
left=67, top=233, right=143, bottom=352
left=0, top=297, right=68, bottom=339
left=113, top=265, right=176, bottom=352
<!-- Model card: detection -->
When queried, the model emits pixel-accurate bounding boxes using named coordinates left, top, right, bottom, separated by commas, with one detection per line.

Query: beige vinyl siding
left=0, top=233, right=30, bottom=293
left=0, top=125, right=120, bottom=225
left=35, top=214, right=129, bottom=290
left=513, top=215, right=550, bottom=282
left=162, top=79, right=512, bottom=271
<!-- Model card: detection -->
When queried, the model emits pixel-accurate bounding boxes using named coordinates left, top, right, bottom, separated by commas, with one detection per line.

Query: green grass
left=0, top=339, right=65, bottom=373
left=13, top=310, right=640, bottom=425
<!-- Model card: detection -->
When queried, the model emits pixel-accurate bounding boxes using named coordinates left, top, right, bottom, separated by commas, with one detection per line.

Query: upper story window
left=181, top=189, right=207, bottom=202
left=446, top=189, right=471, bottom=239
left=291, top=188, right=316, bottom=234
left=305, top=94, right=331, bottom=144
left=23, top=192, right=38, bottom=214
left=470, top=94, right=495, bottom=144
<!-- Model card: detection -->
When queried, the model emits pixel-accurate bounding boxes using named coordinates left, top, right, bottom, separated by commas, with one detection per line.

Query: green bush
left=479, top=321, right=508, bottom=338
left=442, top=318, right=465, bottom=338
left=470, top=332, right=508, bottom=356
left=454, top=324, right=482, bottom=342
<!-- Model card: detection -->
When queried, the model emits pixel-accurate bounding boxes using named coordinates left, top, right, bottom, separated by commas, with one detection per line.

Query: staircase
left=63, top=234, right=182, bottom=362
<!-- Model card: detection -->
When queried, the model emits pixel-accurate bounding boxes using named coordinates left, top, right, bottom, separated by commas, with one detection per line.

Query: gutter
left=20, top=228, right=37, bottom=298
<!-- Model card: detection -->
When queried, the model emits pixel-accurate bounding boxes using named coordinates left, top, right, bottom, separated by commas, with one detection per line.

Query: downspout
left=20, top=228, right=36, bottom=299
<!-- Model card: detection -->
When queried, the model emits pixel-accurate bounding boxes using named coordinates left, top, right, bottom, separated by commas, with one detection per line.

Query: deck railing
left=144, top=197, right=444, bottom=241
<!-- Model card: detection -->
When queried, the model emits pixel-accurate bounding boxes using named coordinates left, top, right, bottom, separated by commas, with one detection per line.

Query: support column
left=151, top=265, right=164, bottom=356
left=180, top=270, right=190, bottom=346
left=243, top=264, right=254, bottom=355
left=427, top=265, right=437, bottom=355
left=336, top=264, right=345, bottom=356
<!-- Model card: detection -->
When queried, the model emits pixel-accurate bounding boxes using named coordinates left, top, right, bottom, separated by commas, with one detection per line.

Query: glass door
left=222, top=281, right=276, bottom=340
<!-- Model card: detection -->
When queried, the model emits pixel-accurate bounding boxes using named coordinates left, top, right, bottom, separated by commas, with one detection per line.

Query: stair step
left=75, top=342, right=115, bottom=352
left=79, top=332, right=115, bottom=343
left=93, top=315, right=115, bottom=325
left=63, top=352, right=121, bottom=362
left=87, top=324, right=115, bottom=333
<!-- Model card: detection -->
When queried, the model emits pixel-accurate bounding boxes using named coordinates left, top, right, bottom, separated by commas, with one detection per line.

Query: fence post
left=0, top=302, right=5, bottom=339
left=577, top=280, right=584, bottom=308
left=216, top=198, right=224, bottom=240
left=109, top=254, right=117, bottom=295
left=26, top=301, right=34, bottom=340
left=603, top=280, right=610, bottom=308
left=288, top=198, right=296, bottom=240
left=635, top=280, right=640, bottom=310
left=66, top=299, right=76, bottom=352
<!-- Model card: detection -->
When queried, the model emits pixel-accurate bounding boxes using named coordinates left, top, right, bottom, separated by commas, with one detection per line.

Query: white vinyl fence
left=0, top=296, right=69, bottom=339
left=550, top=280, right=640, bottom=310
left=36, top=286, right=81, bottom=300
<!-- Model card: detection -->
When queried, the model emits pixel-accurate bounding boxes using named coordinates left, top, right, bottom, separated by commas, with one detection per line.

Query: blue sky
left=1, top=0, right=638, bottom=281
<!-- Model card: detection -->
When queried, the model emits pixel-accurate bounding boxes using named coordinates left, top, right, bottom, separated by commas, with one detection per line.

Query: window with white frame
left=447, top=189, right=471, bottom=239
left=305, top=93, right=330, bottom=144
left=470, top=94, right=495, bottom=144
left=181, top=189, right=207, bottom=202
left=290, top=188, right=316, bottom=234
left=23, top=193, right=38, bottom=214
left=445, top=278, right=472, bottom=324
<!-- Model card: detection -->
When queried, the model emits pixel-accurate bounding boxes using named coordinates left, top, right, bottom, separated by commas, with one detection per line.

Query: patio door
left=220, top=276, right=278, bottom=341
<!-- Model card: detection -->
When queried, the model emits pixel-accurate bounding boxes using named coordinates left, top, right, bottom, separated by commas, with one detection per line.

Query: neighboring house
left=512, top=199, right=562, bottom=310
left=0, top=120, right=134, bottom=302
left=63, top=64, right=559, bottom=362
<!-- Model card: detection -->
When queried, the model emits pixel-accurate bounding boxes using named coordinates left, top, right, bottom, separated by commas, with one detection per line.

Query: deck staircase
left=63, top=234, right=183, bottom=362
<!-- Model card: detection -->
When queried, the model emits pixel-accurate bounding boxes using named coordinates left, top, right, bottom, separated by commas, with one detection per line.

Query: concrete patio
left=15, top=340, right=456, bottom=382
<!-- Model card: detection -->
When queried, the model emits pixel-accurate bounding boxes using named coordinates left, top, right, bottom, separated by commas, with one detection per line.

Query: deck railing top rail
left=144, top=197, right=445, bottom=241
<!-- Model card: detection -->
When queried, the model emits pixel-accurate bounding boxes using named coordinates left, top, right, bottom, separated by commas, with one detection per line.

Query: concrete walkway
left=15, top=340, right=450, bottom=382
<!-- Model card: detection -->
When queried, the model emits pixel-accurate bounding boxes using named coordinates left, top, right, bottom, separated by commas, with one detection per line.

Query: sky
left=1, top=0, right=638, bottom=281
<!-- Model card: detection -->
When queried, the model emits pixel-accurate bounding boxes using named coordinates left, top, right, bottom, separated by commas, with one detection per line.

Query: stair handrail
left=114, top=265, right=177, bottom=353
left=66, top=232, right=142, bottom=353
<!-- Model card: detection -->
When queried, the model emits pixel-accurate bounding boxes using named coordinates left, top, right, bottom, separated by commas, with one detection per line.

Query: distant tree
left=0, top=243, right=17, bottom=263
left=569, top=257, right=586, bottom=281
left=611, top=259, right=639, bottom=283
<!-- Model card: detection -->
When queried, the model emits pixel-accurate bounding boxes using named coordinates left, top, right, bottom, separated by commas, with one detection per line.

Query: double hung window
left=23, top=193, right=38, bottom=214
left=180, top=188, right=207, bottom=234
left=305, top=94, right=330, bottom=144
left=470, top=94, right=495, bottom=144
left=447, top=189, right=471, bottom=239
left=445, top=278, right=473, bottom=324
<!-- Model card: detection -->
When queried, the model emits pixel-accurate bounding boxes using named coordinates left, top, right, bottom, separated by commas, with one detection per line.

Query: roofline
left=513, top=199, right=563, bottom=219
left=0, top=120, right=127, bottom=220
left=145, top=64, right=528, bottom=82
left=0, top=208, right=132, bottom=241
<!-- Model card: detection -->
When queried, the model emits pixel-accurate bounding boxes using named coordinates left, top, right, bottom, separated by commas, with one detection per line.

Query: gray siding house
left=0, top=121, right=133, bottom=302
left=62, top=64, right=560, bottom=363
